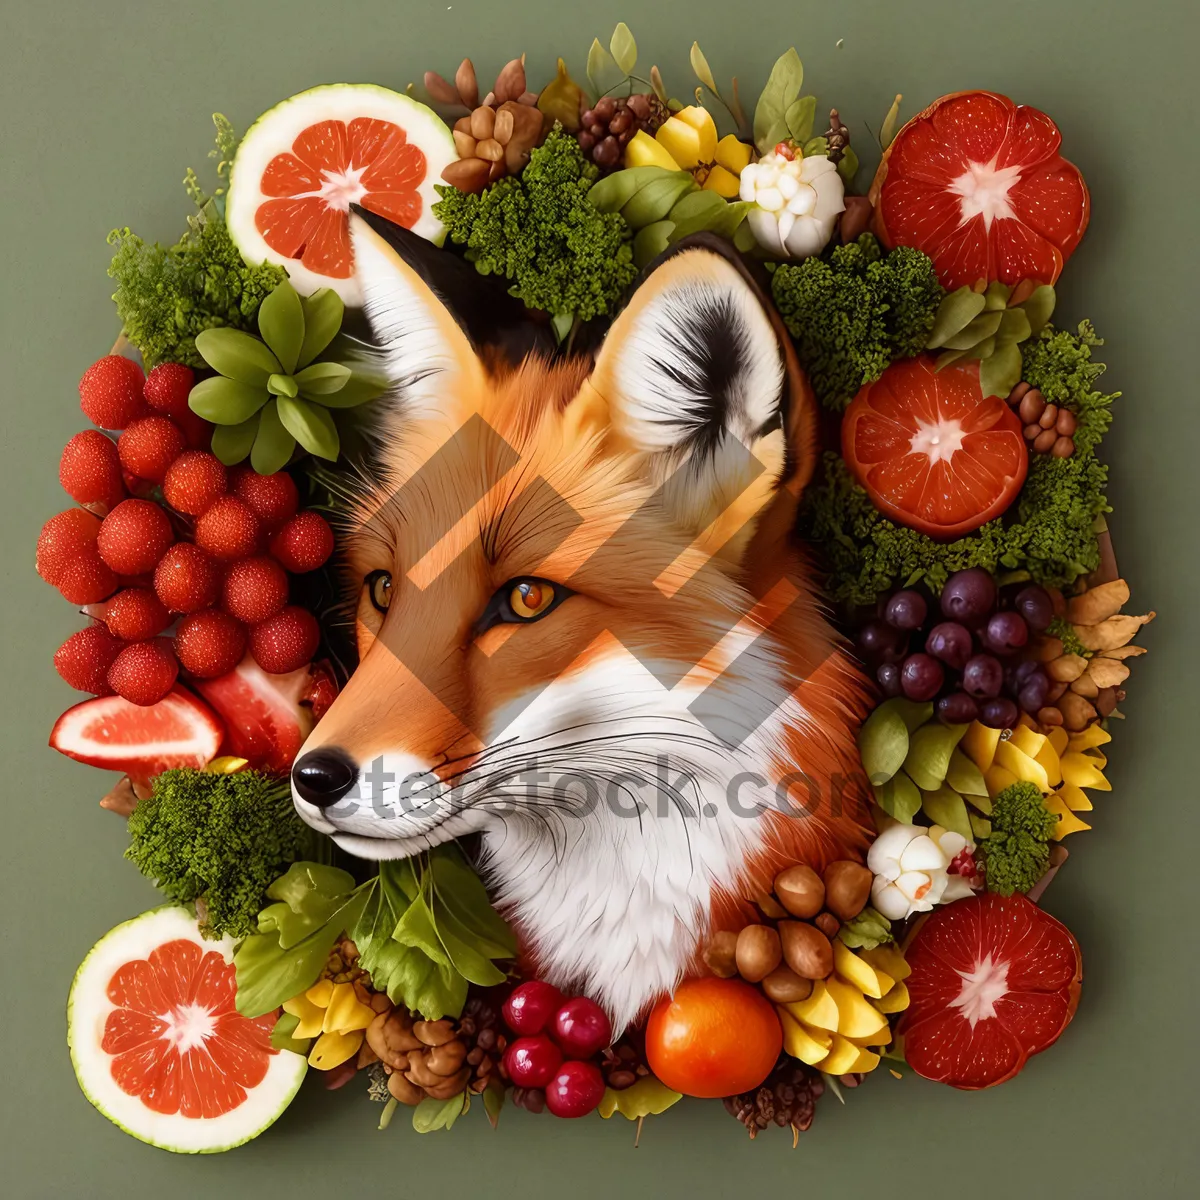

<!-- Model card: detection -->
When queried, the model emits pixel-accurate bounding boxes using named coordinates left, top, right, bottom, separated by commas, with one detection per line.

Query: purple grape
left=1018, top=669, right=1050, bottom=713
left=962, top=653, right=1004, bottom=698
left=857, top=620, right=905, bottom=660
left=1014, top=584, right=1055, bottom=633
left=979, top=696, right=1020, bottom=729
left=876, top=662, right=903, bottom=698
left=936, top=692, right=979, bottom=724
left=925, top=622, right=974, bottom=670
left=900, top=653, right=945, bottom=702
left=884, top=589, right=928, bottom=631
left=983, top=611, right=1029, bottom=654
left=940, top=569, right=997, bottom=621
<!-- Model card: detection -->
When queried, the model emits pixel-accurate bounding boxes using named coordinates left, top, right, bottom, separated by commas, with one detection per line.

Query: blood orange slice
left=870, top=91, right=1090, bottom=290
left=68, top=907, right=307, bottom=1152
left=841, top=355, right=1028, bottom=540
left=226, top=85, right=457, bottom=304
left=899, top=892, right=1082, bottom=1089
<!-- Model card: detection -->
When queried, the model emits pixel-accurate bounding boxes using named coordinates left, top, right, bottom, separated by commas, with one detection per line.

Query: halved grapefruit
left=870, top=91, right=1090, bottom=290
left=226, top=84, right=457, bottom=304
left=841, top=355, right=1028, bottom=540
left=68, top=906, right=307, bottom=1152
left=899, top=892, right=1082, bottom=1089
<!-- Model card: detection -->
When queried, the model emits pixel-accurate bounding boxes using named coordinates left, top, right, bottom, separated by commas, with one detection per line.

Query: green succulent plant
left=188, top=279, right=385, bottom=473
left=926, top=279, right=1056, bottom=399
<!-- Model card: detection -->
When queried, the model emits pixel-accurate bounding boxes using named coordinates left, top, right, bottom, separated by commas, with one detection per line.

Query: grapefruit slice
left=68, top=906, right=307, bottom=1152
left=50, top=686, right=224, bottom=786
left=899, top=893, right=1082, bottom=1089
left=226, top=84, right=457, bottom=304
left=841, top=355, right=1028, bottom=540
left=870, top=91, right=1090, bottom=290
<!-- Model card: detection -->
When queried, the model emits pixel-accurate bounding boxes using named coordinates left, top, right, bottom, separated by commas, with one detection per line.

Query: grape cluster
left=576, top=93, right=668, bottom=170
left=856, top=568, right=1056, bottom=729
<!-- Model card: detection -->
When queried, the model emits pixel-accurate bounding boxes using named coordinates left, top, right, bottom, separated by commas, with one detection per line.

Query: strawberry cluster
left=42, top=355, right=334, bottom=707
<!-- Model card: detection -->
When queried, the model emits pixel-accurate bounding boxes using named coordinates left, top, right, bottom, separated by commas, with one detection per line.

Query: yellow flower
left=282, top=978, right=379, bottom=1070
left=624, top=106, right=752, bottom=198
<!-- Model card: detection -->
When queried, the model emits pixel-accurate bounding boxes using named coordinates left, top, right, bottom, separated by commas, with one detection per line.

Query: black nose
left=292, top=747, right=358, bottom=808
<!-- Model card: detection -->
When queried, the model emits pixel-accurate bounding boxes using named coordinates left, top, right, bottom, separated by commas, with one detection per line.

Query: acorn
left=779, top=921, right=834, bottom=980
left=773, top=865, right=825, bottom=919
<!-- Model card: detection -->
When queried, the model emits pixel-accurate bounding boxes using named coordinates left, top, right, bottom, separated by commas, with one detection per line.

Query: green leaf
left=257, top=278, right=305, bottom=373
left=598, top=1077, right=683, bottom=1120
left=857, top=700, right=911, bottom=785
left=880, top=94, right=903, bottom=149
left=297, top=288, right=345, bottom=368
left=392, top=894, right=451, bottom=968
left=537, top=58, right=585, bottom=133
left=429, top=844, right=517, bottom=959
left=270, top=1011, right=312, bottom=1055
left=802, top=135, right=828, bottom=157
left=609, top=22, right=637, bottom=75
left=927, top=288, right=989, bottom=348
left=753, top=48, right=804, bottom=154
left=210, top=416, right=259, bottom=465
left=586, top=38, right=625, bottom=96
left=415, top=961, right=468, bottom=1020
left=295, top=362, right=352, bottom=396
left=939, top=309, right=1004, bottom=351
left=276, top=394, right=340, bottom=460
left=634, top=220, right=674, bottom=267
left=665, top=190, right=727, bottom=239
left=706, top=199, right=753, bottom=240
left=310, top=371, right=386, bottom=409
left=946, top=748, right=989, bottom=798
left=412, top=1093, right=468, bottom=1134
left=482, top=1078, right=505, bottom=1128
left=250, top=399, right=296, bottom=474
left=784, top=95, right=817, bottom=144
left=436, top=919, right=508, bottom=986
left=980, top=341, right=1023, bottom=398
left=921, top=784, right=974, bottom=840
left=588, top=166, right=675, bottom=213
left=837, top=906, right=893, bottom=950
left=982, top=281, right=1011, bottom=311
left=266, top=373, right=299, bottom=398
left=188, top=376, right=268, bottom=425
left=270, top=862, right=358, bottom=908
left=194, top=327, right=281, bottom=384
left=1018, top=284, right=1056, bottom=336
left=872, top=772, right=922, bottom=823
left=550, top=311, right=574, bottom=344
left=837, top=145, right=859, bottom=185
left=690, top=42, right=717, bottom=93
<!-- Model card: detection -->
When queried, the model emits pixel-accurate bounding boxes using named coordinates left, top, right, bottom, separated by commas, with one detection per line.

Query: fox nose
left=292, top=747, right=358, bottom=808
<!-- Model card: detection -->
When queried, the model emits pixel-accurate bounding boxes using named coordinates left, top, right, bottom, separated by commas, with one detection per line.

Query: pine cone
left=457, top=995, right=507, bottom=1094
left=722, top=1057, right=825, bottom=1143
left=599, top=1028, right=652, bottom=1090
left=510, top=1086, right=546, bottom=1114
left=823, top=108, right=850, bottom=166
left=576, top=94, right=668, bottom=172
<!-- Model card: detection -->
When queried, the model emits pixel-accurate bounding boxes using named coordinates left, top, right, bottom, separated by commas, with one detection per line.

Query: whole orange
left=645, top=976, right=782, bottom=1098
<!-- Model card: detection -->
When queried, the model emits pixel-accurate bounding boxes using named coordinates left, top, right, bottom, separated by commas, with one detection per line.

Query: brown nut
left=1018, top=388, right=1046, bottom=424
left=1055, top=409, right=1077, bottom=437
left=469, top=105, right=496, bottom=140
left=1033, top=429, right=1058, bottom=454
left=814, top=911, right=840, bottom=939
left=760, top=965, right=813, bottom=1004
left=1058, top=690, right=1098, bottom=732
left=703, top=930, right=738, bottom=979
left=420, top=1068, right=472, bottom=1100
left=413, top=1019, right=456, bottom=1047
left=366, top=1010, right=422, bottom=1068
left=773, top=864, right=825, bottom=918
left=1095, top=686, right=1119, bottom=717
left=475, top=138, right=505, bottom=162
left=452, top=130, right=477, bottom=157
left=1007, top=381, right=1031, bottom=407
left=756, top=892, right=788, bottom=920
left=426, top=1040, right=468, bottom=1076
left=493, top=106, right=515, bottom=144
left=1038, top=403, right=1059, bottom=429
left=1047, top=653, right=1089, bottom=683
left=441, top=157, right=493, bottom=192
left=1051, top=436, right=1075, bottom=458
left=607, top=1069, right=637, bottom=1090
left=1037, top=705, right=1065, bottom=727
left=735, top=924, right=783, bottom=983
left=493, top=57, right=527, bottom=104
left=369, top=991, right=393, bottom=1014
left=455, top=58, right=480, bottom=109
left=779, top=920, right=834, bottom=980
left=425, top=70, right=463, bottom=106
left=1023, top=423, right=1042, bottom=440
left=388, top=1070, right=425, bottom=1106
left=823, top=861, right=873, bottom=921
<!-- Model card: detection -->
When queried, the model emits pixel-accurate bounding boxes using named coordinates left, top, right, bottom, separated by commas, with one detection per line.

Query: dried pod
left=1047, top=653, right=1089, bottom=683
left=703, top=930, right=738, bottom=978
left=455, top=58, right=479, bottom=108
left=779, top=920, right=834, bottom=980
left=493, top=57, right=527, bottom=104
left=773, top=864, right=825, bottom=918
left=475, top=137, right=505, bottom=162
left=413, top=1019, right=456, bottom=1047
left=388, top=1070, right=425, bottom=1106
left=1057, top=690, right=1098, bottom=732
left=1067, top=579, right=1131, bottom=626
left=441, top=157, right=493, bottom=193
left=1086, top=657, right=1131, bottom=689
left=426, top=1040, right=469, bottom=1076
left=493, top=105, right=515, bottom=144
left=424, top=70, right=463, bottom=106
left=735, top=924, right=783, bottom=983
left=1099, top=645, right=1147, bottom=660
left=453, top=130, right=478, bottom=157
left=1074, top=612, right=1155, bottom=652
left=761, top=965, right=813, bottom=1003
left=823, top=861, right=872, bottom=921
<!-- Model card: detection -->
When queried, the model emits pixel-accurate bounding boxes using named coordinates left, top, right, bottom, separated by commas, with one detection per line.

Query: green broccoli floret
left=771, top=234, right=944, bottom=411
left=979, top=781, right=1059, bottom=896
left=432, top=128, right=637, bottom=322
left=126, top=769, right=316, bottom=939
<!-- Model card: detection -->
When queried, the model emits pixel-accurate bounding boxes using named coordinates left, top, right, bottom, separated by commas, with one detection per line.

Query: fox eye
left=476, top=577, right=569, bottom=635
left=365, top=570, right=393, bottom=613
left=509, top=580, right=555, bottom=619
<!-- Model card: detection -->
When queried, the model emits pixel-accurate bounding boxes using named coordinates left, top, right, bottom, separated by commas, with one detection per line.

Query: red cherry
left=57, top=554, right=119, bottom=605
left=107, top=638, right=179, bottom=706
left=248, top=605, right=320, bottom=674
left=153, top=543, right=221, bottom=613
left=143, top=362, right=195, bottom=421
left=96, top=499, right=174, bottom=575
left=269, top=510, right=334, bottom=573
left=174, top=610, right=247, bottom=679
left=229, top=465, right=300, bottom=529
left=502, top=1036, right=563, bottom=1089
left=54, top=625, right=122, bottom=694
left=59, top=430, right=124, bottom=510
left=103, top=587, right=170, bottom=641
left=117, top=416, right=187, bottom=484
left=78, top=355, right=148, bottom=430
left=194, top=496, right=261, bottom=561
left=503, top=980, right=567, bottom=1036
left=36, top=509, right=102, bottom=586
left=221, top=556, right=289, bottom=624
left=544, top=1060, right=605, bottom=1118
left=162, top=450, right=227, bottom=516
left=551, top=996, right=612, bottom=1059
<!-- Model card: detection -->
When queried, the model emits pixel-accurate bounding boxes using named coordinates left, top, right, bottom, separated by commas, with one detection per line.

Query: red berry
left=551, top=996, right=612, bottom=1059
left=230, top=466, right=300, bottom=529
left=249, top=605, right=319, bottom=674
left=176, top=409, right=215, bottom=451
left=97, top=499, right=174, bottom=576
left=194, top=496, right=261, bottom=561
left=154, top=543, right=221, bottom=613
left=503, top=981, right=567, bottom=1036
left=104, top=587, right=170, bottom=641
left=57, top=554, right=120, bottom=605
left=174, top=610, right=247, bottom=679
left=143, top=363, right=195, bottom=420
left=269, top=511, right=334, bottom=573
left=54, top=625, right=122, bottom=694
left=59, top=430, right=124, bottom=510
left=162, top=450, right=227, bottom=516
left=503, top=1036, right=563, bottom=1088
left=117, top=416, right=186, bottom=484
left=78, top=355, right=147, bottom=430
left=544, top=1060, right=605, bottom=1118
left=121, top=467, right=159, bottom=499
left=107, top=638, right=178, bottom=706
left=221, top=557, right=289, bottom=624
left=36, top=509, right=102, bottom=586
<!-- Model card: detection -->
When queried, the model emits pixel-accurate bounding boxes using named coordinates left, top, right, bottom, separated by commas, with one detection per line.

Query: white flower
left=739, top=151, right=845, bottom=259
left=867, top=820, right=976, bottom=921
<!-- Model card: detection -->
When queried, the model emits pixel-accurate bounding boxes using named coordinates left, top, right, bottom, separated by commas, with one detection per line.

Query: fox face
left=291, top=214, right=872, bottom=1030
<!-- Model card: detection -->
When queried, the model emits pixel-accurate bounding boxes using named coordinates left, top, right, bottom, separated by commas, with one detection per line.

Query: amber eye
left=365, top=570, right=393, bottom=613
left=509, top=580, right=555, bottom=619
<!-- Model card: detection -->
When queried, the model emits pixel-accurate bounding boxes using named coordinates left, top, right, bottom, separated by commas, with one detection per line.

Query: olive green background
left=2, top=0, right=1196, bottom=1195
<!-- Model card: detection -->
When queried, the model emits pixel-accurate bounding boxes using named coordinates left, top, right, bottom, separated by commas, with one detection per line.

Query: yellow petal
left=204, top=756, right=250, bottom=774
left=1060, top=752, right=1111, bottom=791
left=833, top=941, right=888, bottom=999
left=1056, top=783, right=1093, bottom=812
left=1068, top=725, right=1112, bottom=753
left=962, top=721, right=1001, bottom=772
left=323, top=981, right=376, bottom=1034
left=1008, top=725, right=1046, bottom=760
left=873, top=979, right=910, bottom=1015
left=598, top=1077, right=682, bottom=1120
left=783, top=980, right=839, bottom=1032
left=701, top=164, right=741, bottom=197
left=308, top=1029, right=363, bottom=1071
left=984, top=763, right=1019, bottom=798
left=848, top=1044, right=882, bottom=1073
left=1046, top=726, right=1070, bottom=757
left=994, top=741, right=1050, bottom=791
left=1034, top=742, right=1063, bottom=789
left=305, top=978, right=334, bottom=1008
left=860, top=944, right=911, bottom=983
left=818, top=1034, right=866, bottom=1075
left=778, top=1008, right=833, bottom=1065
left=624, top=129, right=679, bottom=171
left=656, top=113, right=707, bottom=169
left=673, top=105, right=718, bottom=161
left=825, top=977, right=890, bottom=1040
left=715, top=133, right=753, bottom=173
left=281, top=994, right=326, bottom=1040
left=1044, top=791, right=1092, bottom=839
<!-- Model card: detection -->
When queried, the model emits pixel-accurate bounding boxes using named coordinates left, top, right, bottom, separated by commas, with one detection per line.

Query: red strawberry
left=117, top=416, right=186, bottom=484
left=221, top=557, right=289, bottom=624
left=54, top=625, right=123, bottom=694
left=154, top=543, right=221, bottom=613
left=104, top=587, right=170, bottom=641
left=36, top=509, right=102, bottom=586
left=107, top=638, right=179, bottom=706
left=249, top=606, right=320, bottom=674
left=143, top=362, right=195, bottom=420
left=97, top=499, right=174, bottom=576
left=59, top=430, right=124, bottom=510
left=79, top=355, right=148, bottom=430
left=57, top=554, right=120, bottom=605
left=269, top=511, right=334, bottom=573
left=162, top=450, right=227, bottom=516
left=174, top=609, right=248, bottom=679
left=229, top=466, right=300, bottom=529
left=194, top=495, right=261, bottom=561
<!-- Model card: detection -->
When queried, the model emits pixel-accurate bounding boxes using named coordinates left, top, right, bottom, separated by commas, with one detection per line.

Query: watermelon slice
left=899, top=893, right=1082, bottom=1089
left=69, top=906, right=307, bottom=1152
left=225, top=84, right=457, bottom=304
left=50, top=686, right=224, bottom=786
left=841, top=355, right=1028, bottom=540
left=870, top=91, right=1090, bottom=290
